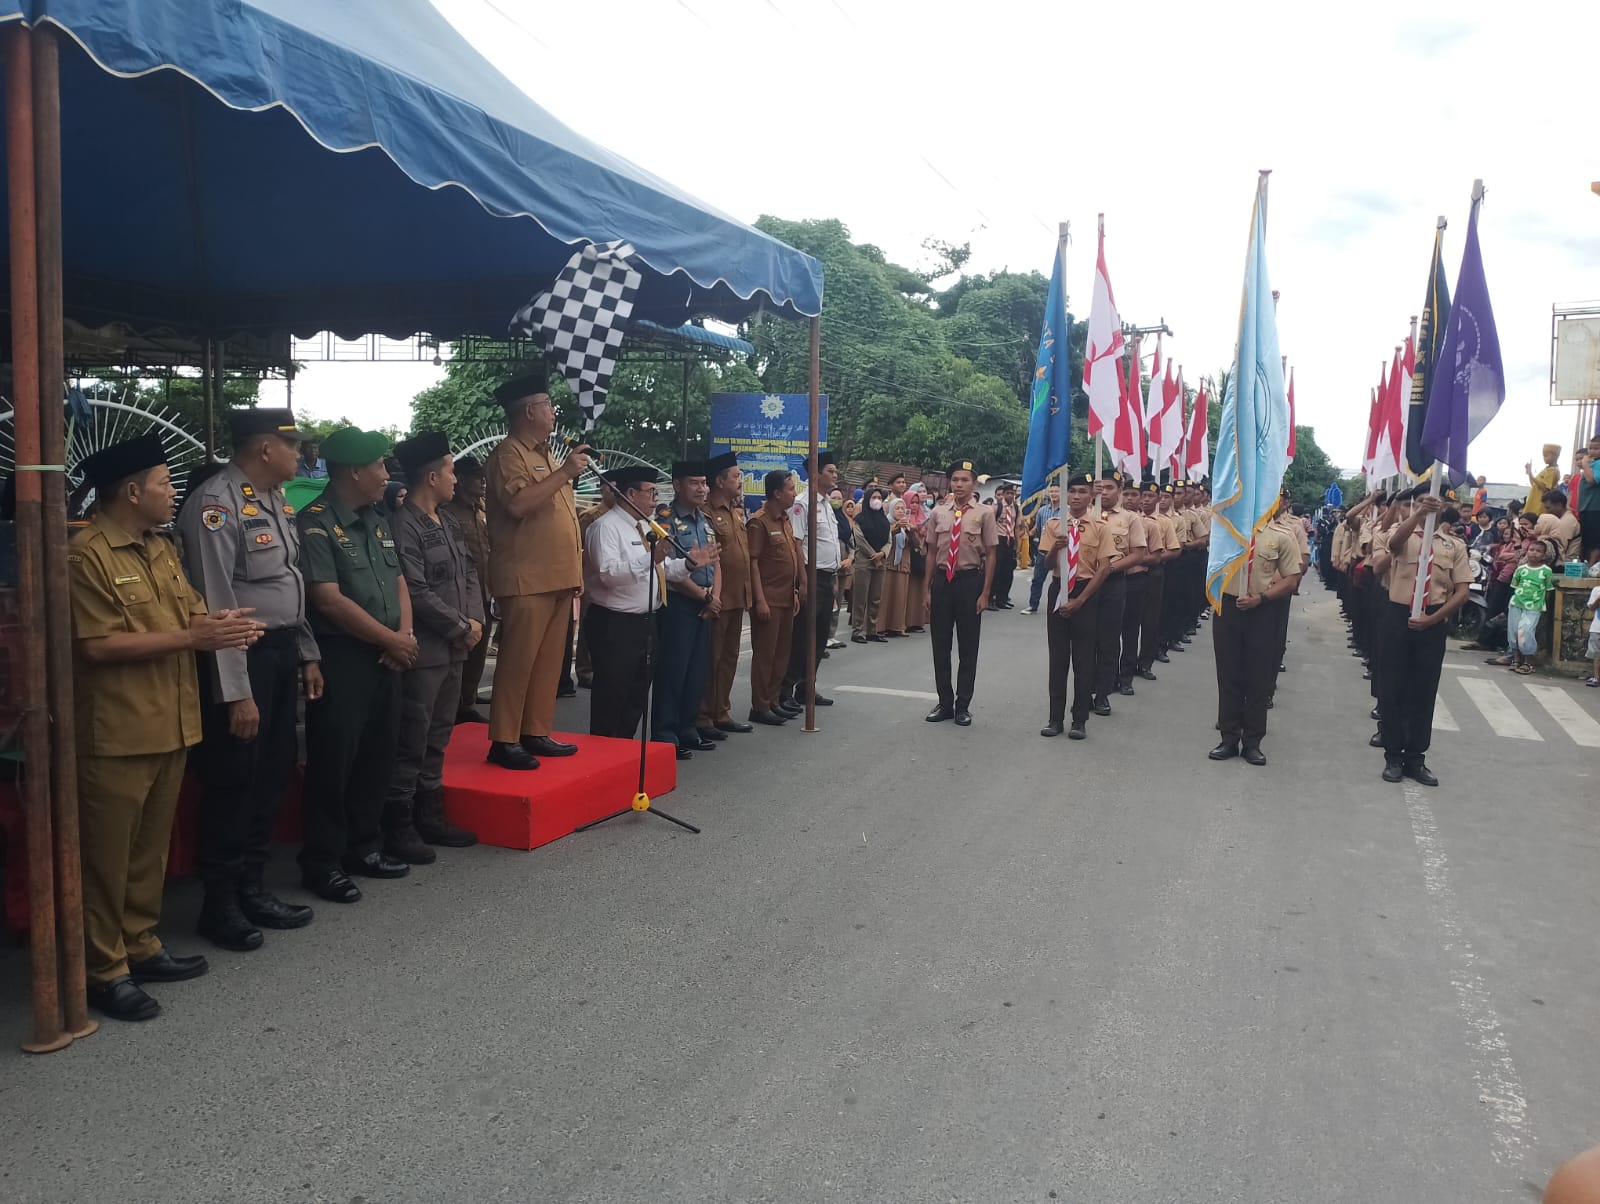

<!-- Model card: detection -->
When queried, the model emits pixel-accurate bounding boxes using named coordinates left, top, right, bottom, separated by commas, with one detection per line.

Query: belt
left=256, top=626, right=300, bottom=646
left=935, top=567, right=983, bottom=579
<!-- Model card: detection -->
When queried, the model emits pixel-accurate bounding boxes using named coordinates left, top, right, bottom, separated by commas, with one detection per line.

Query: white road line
left=1432, top=698, right=1459, bottom=732
left=1458, top=677, right=1544, bottom=741
left=1441, top=662, right=1482, bottom=671
left=1525, top=683, right=1600, bottom=747
left=833, top=685, right=941, bottom=701
left=1403, top=782, right=1531, bottom=1169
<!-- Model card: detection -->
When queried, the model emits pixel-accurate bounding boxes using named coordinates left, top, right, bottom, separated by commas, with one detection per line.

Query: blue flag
left=1420, top=191, right=1503, bottom=477
left=1207, top=174, right=1291, bottom=610
left=1324, top=482, right=1343, bottom=508
left=1019, top=243, right=1072, bottom=514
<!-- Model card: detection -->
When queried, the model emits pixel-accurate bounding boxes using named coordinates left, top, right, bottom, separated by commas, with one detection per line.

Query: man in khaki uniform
left=1092, top=470, right=1148, bottom=715
left=1137, top=482, right=1181, bottom=678
left=1208, top=501, right=1301, bottom=766
left=70, top=434, right=262, bottom=1021
left=922, top=459, right=998, bottom=726
left=1039, top=473, right=1120, bottom=739
left=747, top=470, right=802, bottom=725
left=1370, top=493, right=1472, bottom=786
left=1268, top=488, right=1311, bottom=694
left=484, top=369, right=587, bottom=770
left=697, top=451, right=754, bottom=739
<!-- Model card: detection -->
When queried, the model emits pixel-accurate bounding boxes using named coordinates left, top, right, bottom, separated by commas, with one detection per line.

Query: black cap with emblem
left=946, top=459, right=977, bottom=478
left=1065, top=472, right=1095, bottom=489
left=227, top=407, right=299, bottom=442
left=79, top=433, right=168, bottom=491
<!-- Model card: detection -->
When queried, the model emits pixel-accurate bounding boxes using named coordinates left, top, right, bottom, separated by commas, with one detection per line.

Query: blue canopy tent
left=0, top=4, right=826, bottom=1054
left=0, top=0, right=821, bottom=337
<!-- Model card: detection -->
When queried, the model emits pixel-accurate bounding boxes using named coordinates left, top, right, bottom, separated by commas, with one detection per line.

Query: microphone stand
left=572, top=442, right=700, bottom=835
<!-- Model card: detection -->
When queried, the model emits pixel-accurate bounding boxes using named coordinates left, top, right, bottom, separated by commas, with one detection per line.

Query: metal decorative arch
left=0, top=389, right=208, bottom=511
left=452, top=422, right=667, bottom=507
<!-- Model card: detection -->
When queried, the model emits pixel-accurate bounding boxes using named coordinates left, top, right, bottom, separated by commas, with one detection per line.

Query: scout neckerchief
left=1064, top=517, right=1081, bottom=592
left=945, top=504, right=963, bottom=582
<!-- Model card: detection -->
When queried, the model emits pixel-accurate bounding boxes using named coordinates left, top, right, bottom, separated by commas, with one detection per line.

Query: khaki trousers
left=78, top=748, right=188, bottom=983
left=749, top=605, right=794, bottom=712
left=697, top=607, right=746, bottom=727
left=851, top=562, right=885, bottom=636
left=881, top=567, right=909, bottom=634
left=490, top=590, right=572, bottom=742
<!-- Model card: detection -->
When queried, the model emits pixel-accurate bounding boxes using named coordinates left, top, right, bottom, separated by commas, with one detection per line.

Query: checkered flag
left=510, top=240, right=642, bottom=431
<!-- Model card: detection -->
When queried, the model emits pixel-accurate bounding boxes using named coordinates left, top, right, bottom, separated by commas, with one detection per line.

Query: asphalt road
left=2, top=583, right=1596, bottom=1203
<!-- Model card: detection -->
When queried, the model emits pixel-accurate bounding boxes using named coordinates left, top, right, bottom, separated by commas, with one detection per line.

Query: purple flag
left=1420, top=194, right=1503, bottom=476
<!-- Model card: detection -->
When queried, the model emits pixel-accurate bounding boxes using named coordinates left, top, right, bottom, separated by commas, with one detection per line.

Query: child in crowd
left=1505, top=540, right=1554, bottom=675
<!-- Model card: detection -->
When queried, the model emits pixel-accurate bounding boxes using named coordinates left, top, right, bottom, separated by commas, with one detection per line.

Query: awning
left=0, top=1, right=823, bottom=338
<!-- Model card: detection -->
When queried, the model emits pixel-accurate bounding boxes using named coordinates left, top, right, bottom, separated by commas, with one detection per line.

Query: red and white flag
left=1362, top=382, right=1382, bottom=483
left=1184, top=379, right=1209, bottom=480
left=1113, top=350, right=1145, bottom=478
left=1148, top=352, right=1183, bottom=472
left=1083, top=219, right=1125, bottom=443
left=1394, top=333, right=1415, bottom=471
left=1168, top=368, right=1188, bottom=478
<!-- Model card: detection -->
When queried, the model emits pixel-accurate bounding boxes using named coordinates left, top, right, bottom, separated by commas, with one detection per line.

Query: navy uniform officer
left=922, top=459, right=998, bottom=726
left=296, top=427, right=419, bottom=904
left=178, top=407, right=321, bottom=953
left=651, top=461, right=723, bottom=756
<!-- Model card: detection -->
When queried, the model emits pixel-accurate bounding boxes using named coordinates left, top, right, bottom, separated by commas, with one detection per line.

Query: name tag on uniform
left=381, top=539, right=396, bottom=548
left=114, top=574, right=141, bottom=585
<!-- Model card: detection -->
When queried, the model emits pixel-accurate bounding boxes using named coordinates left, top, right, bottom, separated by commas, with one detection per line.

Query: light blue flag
left=1019, top=240, right=1072, bottom=516
left=1206, top=174, right=1291, bottom=610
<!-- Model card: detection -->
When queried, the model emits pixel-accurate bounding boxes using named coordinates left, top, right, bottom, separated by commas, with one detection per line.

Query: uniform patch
left=308, top=503, right=325, bottom=514
left=254, top=532, right=275, bottom=545
left=304, top=528, right=329, bottom=538
left=240, top=483, right=256, bottom=498
left=241, top=504, right=259, bottom=516
left=113, top=574, right=141, bottom=585
left=201, top=506, right=228, bottom=530
left=282, top=503, right=296, bottom=516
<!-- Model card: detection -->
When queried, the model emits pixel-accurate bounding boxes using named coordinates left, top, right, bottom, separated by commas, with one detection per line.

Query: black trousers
left=1378, top=601, right=1448, bottom=765
left=992, top=538, right=1017, bottom=605
left=1213, top=595, right=1280, bottom=743
left=1137, top=565, right=1165, bottom=671
left=1046, top=578, right=1098, bottom=724
left=1093, top=573, right=1127, bottom=698
left=300, top=633, right=401, bottom=872
left=196, top=627, right=301, bottom=892
left=1160, top=555, right=1185, bottom=646
left=1273, top=594, right=1293, bottom=668
left=930, top=567, right=984, bottom=709
left=586, top=604, right=652, bottom=739
left=651, top=594, right=711, bottom=748
left=784, top=568, right=835, bottom=697
left=1118, top=572, right=1149, bottom=680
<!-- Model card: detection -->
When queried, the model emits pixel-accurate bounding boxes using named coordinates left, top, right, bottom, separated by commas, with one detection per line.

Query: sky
left=261, top=0, right=1600, bottom=483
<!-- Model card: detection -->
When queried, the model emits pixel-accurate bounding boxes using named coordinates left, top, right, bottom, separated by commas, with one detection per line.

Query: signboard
left=709, top=393, right=829, bottom=512
left=1554, top=314, right=1600, bottom=402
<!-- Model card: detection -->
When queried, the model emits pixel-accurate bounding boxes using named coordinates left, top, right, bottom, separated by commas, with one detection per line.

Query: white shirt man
left=583, top=504, right=693, bottom=612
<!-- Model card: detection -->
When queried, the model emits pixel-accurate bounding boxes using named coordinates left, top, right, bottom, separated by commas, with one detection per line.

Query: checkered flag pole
left=510, top=240, right=642, bottom=432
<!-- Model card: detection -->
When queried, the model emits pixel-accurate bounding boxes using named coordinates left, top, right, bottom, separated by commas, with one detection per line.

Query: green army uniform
left=296, top=490, right=404, bottom=875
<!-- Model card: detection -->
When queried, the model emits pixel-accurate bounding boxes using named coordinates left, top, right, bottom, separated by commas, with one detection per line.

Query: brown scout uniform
left=698, top=496, right=753, bottom=728
left=746, top=504, right=800, bottom=714
left=484, top=433, right=581, bottom=742
left=69, top=515, right=207, bottom=984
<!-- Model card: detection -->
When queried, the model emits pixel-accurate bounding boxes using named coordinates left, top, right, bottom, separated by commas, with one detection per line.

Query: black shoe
left=237, top=884, right=314, bottom=929
left=925, top=704, right=955, bottom=722
left=1361, top=670, right=1372, bottom=681
left=776, top=702, right=804, bottom=717
left=850, top=635, right=868, bottom=644
left=1154, top=651, right=1170, bottom=663
left=1369, top=732, right=1384, bottom=747
left=1265, top=697, right=1275, bottom=710
left=819, top=650, right=831, bottom=659
left=455, top=709, right=489, bottom=724
left=301, top=868, right=362, bottom=904
left=522, top=735, right=577, bottom=758
left=1137, top=669, right=1158, bottom=681
left=907, top=626, right=926, bottom=633
left=196, top=892, right=264, bottom=952
left=1208, top=740, right=1240, bottom=761
left=384, top=825, right=438, bottom=866
left=87, top=976, right=160, bottom=1022
left=1381, top=762, right=1405, bottom=783
left=868, top=634, right=889, bottom=643
left=1169, top=642, right=1187, bottom=653
left=1092, top=698, right=1112, bottom=717
left=687, top=737, right=717, bottom=751
left=129, top=949, right=210, bottom=983
left=1277, top=664, right=1287, bottom=673
left=1040, top=720, right=1063, bottom=737
left=716, top=721, right=755, bottom=733
left=750, top=709, right=788, bottom=726
left=1241, top=743, right=1267, bottom=767
left=954, top=709, right=973, bottom=726
left=1370, top=707, right=1381, bottom=721
left=414, top=790, right=477, bottom=848
left=807, top=693, right=835, bottom=707
left=341, top=852, right=410, bottom=880
left=556, top=684, right=578, bottom=698
left=1403, top=762, right=1439, bottom=787
left=697, top=727, right=729, bottom=742
left=675, top=746, right=693, bottom=761
left=1118, top=683, right=1136, bottom=697
left=487, top=741, right=540, bottom=771
left=1068, top=723, right=1087, bottom=740
left=826, top=639, right=847, bottom=649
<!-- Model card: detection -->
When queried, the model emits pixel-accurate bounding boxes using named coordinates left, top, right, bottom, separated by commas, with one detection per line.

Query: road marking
left=1432, top=698, right=1459, bottom=732
left=1525, top=683, right=1600, bottom=747
left=1403, top=782, right=1531, bottom=1169
left=1458, top=677, right=1544, bottom=741
left=1442, top=662, right=1481, bottom=671
left=833, top=685, right=941, bottom=701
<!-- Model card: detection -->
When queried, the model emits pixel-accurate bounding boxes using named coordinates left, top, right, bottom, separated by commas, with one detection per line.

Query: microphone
left=561, top=434, right=602, bottom=464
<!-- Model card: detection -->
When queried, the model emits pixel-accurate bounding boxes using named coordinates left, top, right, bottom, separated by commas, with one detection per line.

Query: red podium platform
left=439, top=730, right=679, bottom=850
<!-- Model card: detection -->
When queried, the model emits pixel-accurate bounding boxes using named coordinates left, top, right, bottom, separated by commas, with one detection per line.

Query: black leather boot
left=384, top=821, right=438, bottom=865
left=196, top=890, right=264, bottom=952
left=415, top=788, right=477, bottom=848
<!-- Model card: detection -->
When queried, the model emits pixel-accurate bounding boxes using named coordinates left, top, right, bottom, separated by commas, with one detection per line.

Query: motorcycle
left=1451, top=535, right=1494, bottom=640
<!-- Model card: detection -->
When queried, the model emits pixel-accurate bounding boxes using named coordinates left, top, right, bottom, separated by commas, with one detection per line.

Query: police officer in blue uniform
left=650, top=461, right=722, bottom=756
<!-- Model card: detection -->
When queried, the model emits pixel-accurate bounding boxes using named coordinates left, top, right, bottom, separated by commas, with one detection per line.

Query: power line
left=474, top=0, right=553, bottom=50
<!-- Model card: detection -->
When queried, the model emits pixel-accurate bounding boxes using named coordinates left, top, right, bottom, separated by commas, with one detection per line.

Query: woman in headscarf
left=383, top=480, right=408, bottom=513
left=901, top=482, right=929, bottom=633
left=879, top=497, right=913, bottom=637
left=851, top=485, right=891, bottom=643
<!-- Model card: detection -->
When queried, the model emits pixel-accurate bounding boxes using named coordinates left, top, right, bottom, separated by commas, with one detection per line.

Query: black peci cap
left=394, top=431, right=451, bottom=471
left=706, top=452, right=739, bottom=478
left=606, top=465, right=657, bottom=489
left=670, top=460, right=706, bottom=480
left=79, top=433, right=167, bottom=491
left=493, top=368, right=550, bottom=408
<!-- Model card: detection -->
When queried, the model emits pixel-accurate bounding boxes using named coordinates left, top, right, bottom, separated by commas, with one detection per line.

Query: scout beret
left=493, top=368, right=549, bottom=408
left=227, top=407, right=298, bottom=441
left=1065, top=472, right=1095, bottom=489
left=606, top=465, right=657, bottom=489
left=816, top=451, right=836, bottom=469
left=947, top=459, right=977, bottom=477
left=1098, top=468, right=1123, bottom=483
left=1162, top=483, right=1175, bottom=494
left=394, top=431, right=451, bottom=471
left=1142, top=480, right=1161, bottom=494
left=706, top=452, right=739, bottom=478
left=670, top=459, right=705, bottom=479
left=79, top=432, right=167, bottom=491
left=321, top=426, right=390, bottom=467
left=454, top=454, right=483, bottom=476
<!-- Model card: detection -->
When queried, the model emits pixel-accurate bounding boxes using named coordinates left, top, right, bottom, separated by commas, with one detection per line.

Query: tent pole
left=803, top=315, right=820, bottom=733
left=7, top=22, right=69, bottom=1055
left=679, top=359, right=690, bottom=460
left=32, top=23, right=92, bottom=1042
left=203, top=337, right=216, bottom=461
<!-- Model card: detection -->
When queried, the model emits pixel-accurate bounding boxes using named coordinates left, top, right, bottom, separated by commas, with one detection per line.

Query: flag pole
left=1093, top=213, right=1105, bottom=517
